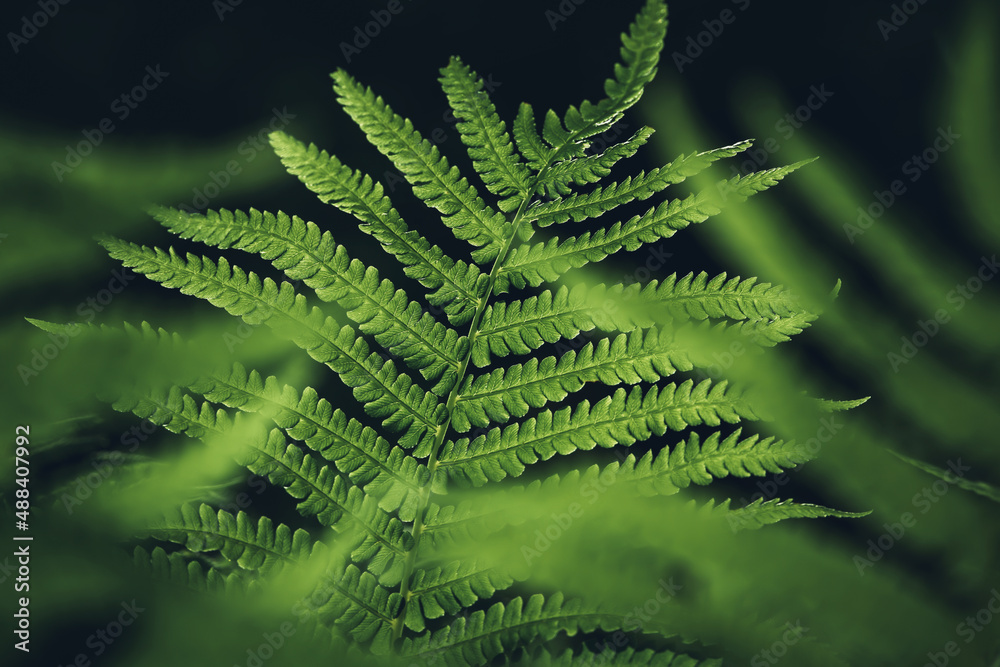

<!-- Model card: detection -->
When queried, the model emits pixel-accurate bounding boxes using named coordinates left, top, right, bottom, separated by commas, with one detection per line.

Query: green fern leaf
left=440, top=383, right=765, bottom=487
left=37, top=0, right=875, bottom=660
left=525, top=141, right=752, bottom=227
left=473, top=284, right=600, bottom=367
left=537, top=126, right=655, bottom=198
left=513, top=103, right=553, bottom=171
left=439, top=418, right=802, bottom=490
left=189, top=362, right=428, bottom=520
left=405, top=560, right=515, bottom=632
left=515, top=647, right=722, bottom=666
left=425, top=430, right=808, bottom=545
left=111, top=384, right=412, bottom=584
left=99, top=237, right=444, bottom=451
left=605, top=430, right=813, bottom=496
left=151, top=206, right=466, bottom=387
left=399, top=593, right=633, bottom=667
left=268, top=130, right=485, bottom=325
left=637, top=271, right=805, bottom=321
left=890, top=451, right=1000, bottom=503
left=146, top=503, right=312, bottom=575
left=720, top=312, right=817, bottom=347
left=496, top=162, right=812, bottom=292
left=243, top=431, right=413, bottom=584
left=721, top=498, right=871, bottom=531
left=473, top=275, right=810, bottom=367
left=311, top=556, right=402, bottom=654
left=527, top=0, right=666, bottom=176
left=453, top=328, right=700, bottom=432
left=111, top=384, right=235, bottom=442
left=439, top=56, right=533, bottom=210
left=542, top=107, right=578, bottom=154
left=331, top=68, right=510, bottom=264
left=132, top=546, right=248, bottom=594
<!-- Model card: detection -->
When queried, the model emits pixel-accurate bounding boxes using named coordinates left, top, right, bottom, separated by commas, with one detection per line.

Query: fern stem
left=390, top=178, right=546, bottom=645
left=391, top=100, right=627, bottom=641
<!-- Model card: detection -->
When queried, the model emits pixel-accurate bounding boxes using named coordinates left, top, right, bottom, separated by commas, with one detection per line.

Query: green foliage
left=636, top=5, right=1000, bottom=664
left=29, top=1, right=868, bottom=664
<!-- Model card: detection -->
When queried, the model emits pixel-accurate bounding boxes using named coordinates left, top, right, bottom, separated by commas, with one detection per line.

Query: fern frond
left=472, top=284, right=601, bottom=367
left=50, top=0, right=876, bottom=660
left=720, top=498, right=871, bottom=531
left=890, top=451, right=1000, bottom=503
left=146, top=503, right=312, bottom=575
left=399, top=593, right=633, bottom=667
left=452, top=329, right=698, bottom=432
left=405, top=560, right=515, bottom=632
left=496, top=162, right=811, bottom=292
left=719, top=312, right=817, bottom=347
left=112, top=385, right=412, bottom=584
left=132, top=546, right=248, bottom=594
left=111, top=384, right=235, bottom=441
left=543, top=0, right=668, bottom=157
left=818, top=397, right=870, bottom=412
left=513, top=103, right=552, bottom=170
left=269, top=130, right=484, bottom=325
left=516, top=647, right=722, bottom=667
left=190, top=363, right=428, bottom=520
left=541, top=108, right=582, bottom=158
left=151, top=206, right=466, bottom=387
left=439, top=419, right=802, bottom=490
left=331, top=69, right=510, bottom=264
left=312, top=556, right=402, bottom=655
left=526, top=141, right=752, bottom=227
left=99, top=237, right=444, bottom=451
left=537, top=126, right=655, bottom=198
left=605, top=430, right=812, bottom=495
left=245, top=430, right=413, bottom=584
left=473, top=275, right=809, bottom=367
left=440, top=56, right=533, bottom=210
left=429, top=383, right=766, bottom=537
left=634, top=271, right=804, bottom=321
